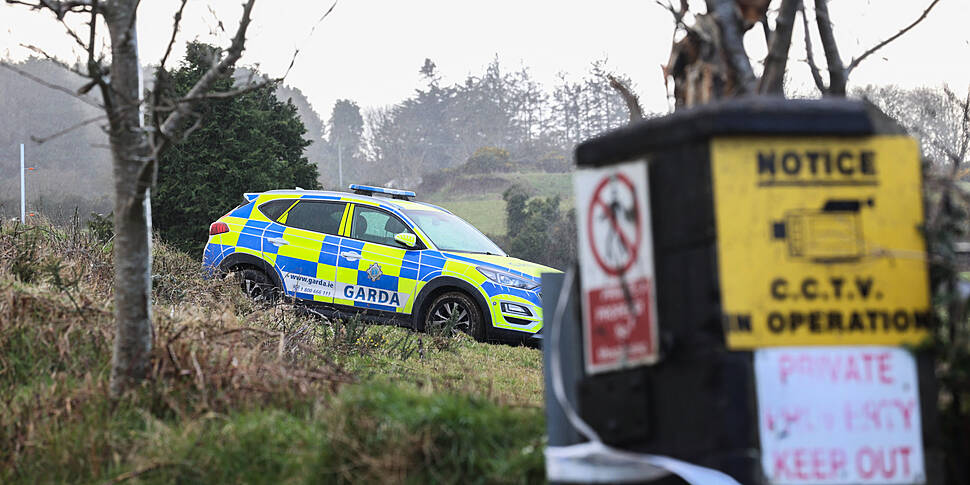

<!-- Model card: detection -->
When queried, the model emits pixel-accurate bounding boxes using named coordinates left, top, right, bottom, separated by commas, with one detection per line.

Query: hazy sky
left=2, top=0, right=968, bottom=119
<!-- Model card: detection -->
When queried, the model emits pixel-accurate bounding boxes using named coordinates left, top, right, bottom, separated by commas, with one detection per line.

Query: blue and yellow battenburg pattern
left=203, top=189, right=551, bottom=334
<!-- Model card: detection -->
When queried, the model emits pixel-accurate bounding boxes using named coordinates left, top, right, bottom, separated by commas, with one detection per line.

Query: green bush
left=464, top=147, right=513, bottom=174
left=501, top=184, right=576, bottom=270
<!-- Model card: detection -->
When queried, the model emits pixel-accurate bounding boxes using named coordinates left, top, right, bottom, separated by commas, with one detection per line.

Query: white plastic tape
left=545, top=442, right=742, bottom=485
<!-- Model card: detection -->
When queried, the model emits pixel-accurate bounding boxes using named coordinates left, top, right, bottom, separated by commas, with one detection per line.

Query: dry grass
left=0, top=215, right=545, bottom=484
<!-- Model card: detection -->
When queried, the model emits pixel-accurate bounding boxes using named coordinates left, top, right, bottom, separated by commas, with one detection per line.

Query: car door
left=333, top=204, right=421, bottom=314
left=264, top=200, right=347, bottom=304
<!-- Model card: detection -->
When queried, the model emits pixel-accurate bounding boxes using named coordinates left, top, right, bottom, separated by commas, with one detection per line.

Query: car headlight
left=477, top=266, right=539, bottom=290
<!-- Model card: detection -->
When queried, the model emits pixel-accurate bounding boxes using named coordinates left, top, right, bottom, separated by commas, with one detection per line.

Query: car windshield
left=404, top=209, right=506, bottom=255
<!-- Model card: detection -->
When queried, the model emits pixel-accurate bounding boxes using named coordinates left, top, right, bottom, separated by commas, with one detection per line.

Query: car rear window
left=285, top=201, right=346, bottom=235
left=258, top=199, right=295, bottom=221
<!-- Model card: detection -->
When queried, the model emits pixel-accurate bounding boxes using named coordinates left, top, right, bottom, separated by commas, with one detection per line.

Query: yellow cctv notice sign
left=711, top=136, right=931, bottom=349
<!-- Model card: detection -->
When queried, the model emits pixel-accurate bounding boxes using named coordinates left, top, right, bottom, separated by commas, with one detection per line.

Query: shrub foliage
left=153, top=42, right=320, bottom=255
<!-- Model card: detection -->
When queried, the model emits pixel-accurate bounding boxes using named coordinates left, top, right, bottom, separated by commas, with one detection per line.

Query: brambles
left=0, top=214, right=543, bottom=484
left=86, top=212, right=113, bottom=246
left=9, top=229, right=41, bottom=283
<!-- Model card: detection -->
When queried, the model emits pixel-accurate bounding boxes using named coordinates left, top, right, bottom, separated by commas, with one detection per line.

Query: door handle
left=267, top=237, right=288, bottom=246
left=340, top=251, right=361, bottom=261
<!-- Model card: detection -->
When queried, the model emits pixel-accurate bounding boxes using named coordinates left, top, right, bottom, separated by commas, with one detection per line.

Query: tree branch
left=951, top=85, right=970, bottom=165
left=148, top=0, right=257, bottom=183
left=707, top=0, right=757, bottom=94
left=758, top=0, right=800, bottom=94
left=800, top=3, right=826, bottom=93
left=158, top=0, right=188, bottom=70
left=7, top=0, right=94, bottom=49
left=279, top=0, right=338, bottom=80
left=5, top=0, right=92, bottom=18
left=0, top=60, right=102, bottom=108
left=813, top=0, right=845, bottom=95
left=656, top=0, right=689, bottom=31
left=153, top=77, right=274, bottom=112
left=18, top=43, right=86, bottom=76
left=606, top=74, right=643, bottom=122
left=30, top=113, right=107, bottom=144
left=846, top=0, right=941, bottom=76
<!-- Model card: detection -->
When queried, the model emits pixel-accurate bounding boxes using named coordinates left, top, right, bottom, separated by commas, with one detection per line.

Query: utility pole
left=20, top=143, right=25, bottom=224
left=338, top=141, right=344, bottom=189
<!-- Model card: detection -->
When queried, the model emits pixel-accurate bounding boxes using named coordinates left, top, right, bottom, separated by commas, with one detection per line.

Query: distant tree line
left=0, top=54, right=634, bottom=223
left=0, top=57, right=112, bottom=221
left=315, top=57, right=637, bottom=189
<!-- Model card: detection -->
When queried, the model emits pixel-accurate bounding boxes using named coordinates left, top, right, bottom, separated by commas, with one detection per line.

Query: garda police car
left=202, top=184, right=556, bottom=341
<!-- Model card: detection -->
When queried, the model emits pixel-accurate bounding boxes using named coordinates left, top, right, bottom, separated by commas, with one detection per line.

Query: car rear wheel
left=425, top=291, right=485, bottom=341
left=235, top=268, right=277, bottom=303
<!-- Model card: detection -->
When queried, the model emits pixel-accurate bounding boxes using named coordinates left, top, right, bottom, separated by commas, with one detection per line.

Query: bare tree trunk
left=706, top=0, right=757, bottom=94
left=758, top=0, right=800, bottom=94
left=6, top=0, right=260, bottom=398
left=103, top=1, right=154, bottom=397
left=813, top=0, right=846, bottom=95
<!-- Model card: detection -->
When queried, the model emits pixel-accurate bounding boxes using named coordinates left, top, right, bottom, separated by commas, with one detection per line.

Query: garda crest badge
left=366, top=263, right=383, bottom=282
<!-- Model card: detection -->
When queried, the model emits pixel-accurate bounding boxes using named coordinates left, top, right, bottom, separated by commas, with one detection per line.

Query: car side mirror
left=394, top=232, right=417, bottom=248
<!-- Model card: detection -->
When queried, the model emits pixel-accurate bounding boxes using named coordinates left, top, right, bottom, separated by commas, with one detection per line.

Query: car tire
left=236, top=268, right=277, bottom=303
left=425, top=291, right=485, bottom=341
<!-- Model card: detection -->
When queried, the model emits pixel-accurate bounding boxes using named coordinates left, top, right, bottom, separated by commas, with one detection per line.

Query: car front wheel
left=425, top=291, right=485, bottom=341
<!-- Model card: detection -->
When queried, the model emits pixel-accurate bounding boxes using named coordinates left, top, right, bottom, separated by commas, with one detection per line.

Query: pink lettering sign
left=756, top=347, right=925, bottom=484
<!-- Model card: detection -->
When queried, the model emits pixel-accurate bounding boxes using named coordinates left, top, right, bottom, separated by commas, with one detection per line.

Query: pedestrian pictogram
left=574, top=160, right=659, bottom=374
left=588, top=173, right=642, bottom=277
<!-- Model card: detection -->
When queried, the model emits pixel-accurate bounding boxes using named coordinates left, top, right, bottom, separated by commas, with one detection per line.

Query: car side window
left=350, top=206, right=419, bottom=248
left=283, top=201, right=346, bottom=235
left=258, top=199, right=295, bottom=221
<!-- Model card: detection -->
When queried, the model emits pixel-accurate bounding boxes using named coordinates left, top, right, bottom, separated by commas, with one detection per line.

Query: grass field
left=423, top=171, right=574, bottom=237
left=0, top=219, right=545, bottom=484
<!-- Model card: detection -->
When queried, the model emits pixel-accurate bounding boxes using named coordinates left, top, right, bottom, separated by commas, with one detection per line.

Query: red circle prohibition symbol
left=587, top=172, right=642, bottom=276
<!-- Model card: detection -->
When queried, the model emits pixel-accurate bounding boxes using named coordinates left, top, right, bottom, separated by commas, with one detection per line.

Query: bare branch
left=957, top=86, right=970, bottom=164
left=606, top=74, right=643, bottom=122
left=813, top=0, right=846, bottom=95
left=20, top=43, right=91, bottom=78
left=29, top=113, right=107, bottom=144
left=159, top=0, right=188, bottom=70
left=278, top=0, right=338, bottom=80
left=655, top=0, right=689, bottom=30
left=0, top=60, right=102, bottom=108
left=758, top=0, right=800, bottom=95
left=908, top=91, right=970, bottom=171
left=707, top=0, right=757, bottom=94
left=85, top=0, right=98, bottom=74
left=148, top=0, right=257, bottom=184
left=177, top=112, right=204, bottom=140
left=156, top=78, right=274, bottom=108
left=927, top=86, right=970, bottom=177
left=846, top=0, right=941, bottom=76
left=5, top=0, right=93, bottom=18
left=800, top=2, right=826, bottom=93
left=927, top=100, right=968, bottom=230
left=9, top=0, right=94, bottom=49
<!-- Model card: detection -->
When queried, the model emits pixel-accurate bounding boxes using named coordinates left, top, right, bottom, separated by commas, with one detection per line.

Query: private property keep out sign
left=756, top=347, right=925, bottom=484
left=574, top=160, right=659, bottom=374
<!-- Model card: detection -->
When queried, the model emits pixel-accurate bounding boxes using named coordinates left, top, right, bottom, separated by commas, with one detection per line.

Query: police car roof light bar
left=349, top=184, right=416, bottom=200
